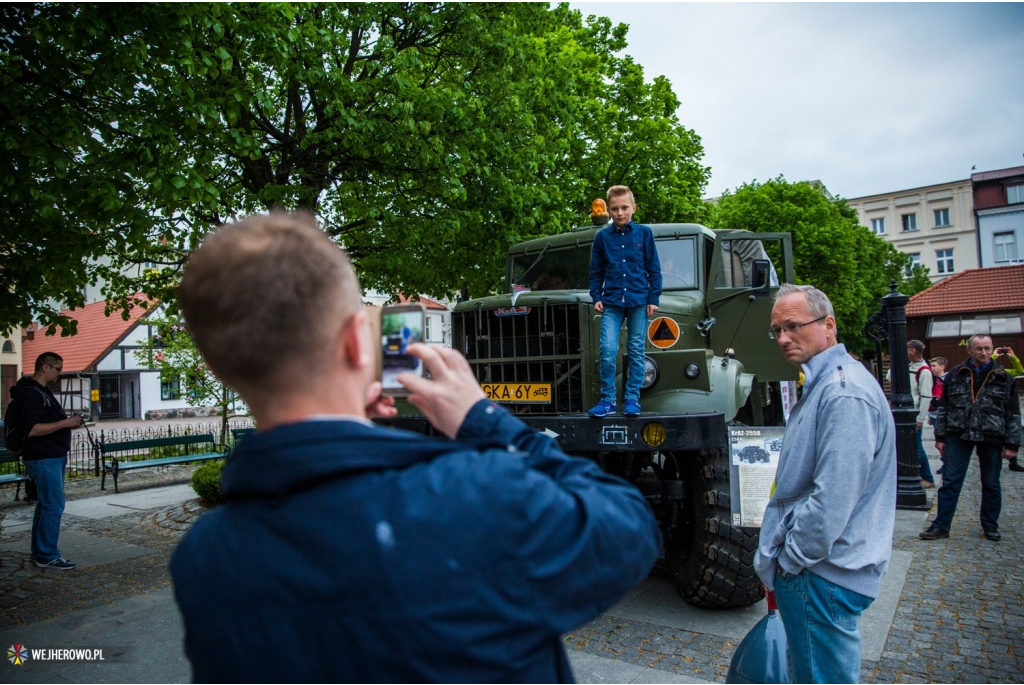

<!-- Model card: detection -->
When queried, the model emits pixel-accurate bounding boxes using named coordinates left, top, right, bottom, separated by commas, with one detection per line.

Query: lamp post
left=879, top=281, right=928, bottom=510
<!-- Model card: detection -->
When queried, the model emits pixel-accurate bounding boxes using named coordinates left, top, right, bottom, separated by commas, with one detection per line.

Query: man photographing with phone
left=169, top=212, right=660, bottom=683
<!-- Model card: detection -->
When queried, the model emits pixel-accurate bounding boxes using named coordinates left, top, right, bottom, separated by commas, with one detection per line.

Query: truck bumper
left=375, top=412, right=728, bottom=452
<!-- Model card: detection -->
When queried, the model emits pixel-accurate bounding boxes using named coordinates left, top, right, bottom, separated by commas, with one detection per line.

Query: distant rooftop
left=22, top=297, right=154, bottom=375
left=907, top=264, right=1024, bottom=317
left=971, top=166, right=1024, bottom=184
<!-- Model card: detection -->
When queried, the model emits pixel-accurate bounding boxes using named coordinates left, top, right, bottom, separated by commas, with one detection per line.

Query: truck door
left=705, top=231, right=797, bottom=383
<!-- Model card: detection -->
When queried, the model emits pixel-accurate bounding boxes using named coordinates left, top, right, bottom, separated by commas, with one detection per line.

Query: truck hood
left=454, top=290, right=702, bottom=316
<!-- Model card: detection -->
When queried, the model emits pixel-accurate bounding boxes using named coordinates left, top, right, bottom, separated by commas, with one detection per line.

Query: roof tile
left=907, top=265, right=1024, bottom=317
left=22, top=297, right=155, bottom=375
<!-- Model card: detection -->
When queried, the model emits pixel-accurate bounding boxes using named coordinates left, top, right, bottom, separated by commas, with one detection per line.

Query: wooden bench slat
left=101, top=434, right=217, bottom=453
left=113, top=453, right=224, bottom=470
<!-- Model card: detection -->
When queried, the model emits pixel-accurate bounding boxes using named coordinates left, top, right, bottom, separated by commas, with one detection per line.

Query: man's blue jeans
left=24, top=456, right=67, bottom=562
left=932, top=436, right=1002, bottom=531
left=774, top=568, right=872, bottom=684
left=916, top=428, right=934, bottom=483
left=599, top=304, right=647, bottom=404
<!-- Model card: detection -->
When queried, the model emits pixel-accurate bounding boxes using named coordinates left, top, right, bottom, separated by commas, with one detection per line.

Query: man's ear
left=340, top=309, right=372, bottom=371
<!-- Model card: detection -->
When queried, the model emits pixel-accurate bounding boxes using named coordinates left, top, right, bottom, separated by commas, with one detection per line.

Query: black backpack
left=3, top=386, right=50, bottom=454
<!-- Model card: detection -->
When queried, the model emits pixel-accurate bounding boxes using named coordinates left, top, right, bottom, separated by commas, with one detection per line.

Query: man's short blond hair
left=177, top=212, right=361, bottom=400
left=606, top=185, right=634, bottom=203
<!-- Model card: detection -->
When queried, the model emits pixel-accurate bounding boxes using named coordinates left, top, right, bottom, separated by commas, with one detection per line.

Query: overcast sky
left=572, top=2, right=1024, bottom=200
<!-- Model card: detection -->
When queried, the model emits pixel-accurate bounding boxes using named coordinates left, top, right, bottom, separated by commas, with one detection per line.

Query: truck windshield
left=509, top=237, right=697, bottom=292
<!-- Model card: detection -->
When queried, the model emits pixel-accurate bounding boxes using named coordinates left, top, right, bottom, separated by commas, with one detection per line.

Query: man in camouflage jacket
left=921, top=335, right=1022, bottom=542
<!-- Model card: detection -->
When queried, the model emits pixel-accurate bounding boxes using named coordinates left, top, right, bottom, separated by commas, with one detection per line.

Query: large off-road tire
left=666, top=448, right=765, bottom=609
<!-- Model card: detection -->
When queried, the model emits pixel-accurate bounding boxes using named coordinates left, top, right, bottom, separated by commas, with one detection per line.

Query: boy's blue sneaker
left=588, top=401, right=616, bottom=418
left=624, top=400, right=641, bottom=417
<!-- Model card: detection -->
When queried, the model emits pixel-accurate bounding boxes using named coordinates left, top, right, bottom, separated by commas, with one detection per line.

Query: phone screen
left=381, top=306, right=425, bottom=393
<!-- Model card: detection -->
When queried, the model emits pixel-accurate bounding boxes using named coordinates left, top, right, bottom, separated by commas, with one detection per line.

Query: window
left=160, top=375, right=180, bottom=400
left=933, top=208, right=950, bottom=227
left=904, top=252, right=921, bottom=277
left=994, top=231, right=1017, bottom=263
left=935, top=249, right=954, bottom=274
left=901, top=213, right=917, bottom=231
left=1008, top=184, right=1024, bottom=205
left=928, top=315, right=1023, bottom=337
left=870, top=218, right=885, bottom=235
left=1, top=340, right=12, bottom=353
left=425, top=316, right=433, bottom=342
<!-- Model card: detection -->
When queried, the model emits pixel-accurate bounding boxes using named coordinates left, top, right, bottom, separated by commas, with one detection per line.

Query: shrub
left=191, top=460, right=226, bottom=505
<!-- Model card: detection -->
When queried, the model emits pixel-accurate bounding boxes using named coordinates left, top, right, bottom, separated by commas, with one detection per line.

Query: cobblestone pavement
left=3, top=454, right=1024, bottom=683
left=562, top=455, right=1024, bottom=683
left=0, top=467, right=198, bottom=632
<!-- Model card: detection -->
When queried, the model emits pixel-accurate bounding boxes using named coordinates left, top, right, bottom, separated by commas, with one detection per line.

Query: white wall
left=139, top=370, right=191, bottom=412
left=978, top=207, right=1024, bottom=267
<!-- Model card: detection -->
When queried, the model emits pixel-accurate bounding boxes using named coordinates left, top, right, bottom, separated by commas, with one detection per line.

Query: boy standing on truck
left=588, top=185, right=662, bottom=418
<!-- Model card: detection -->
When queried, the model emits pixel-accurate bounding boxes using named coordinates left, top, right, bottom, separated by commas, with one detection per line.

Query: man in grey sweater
left=754, top=284, right=896, bottom=684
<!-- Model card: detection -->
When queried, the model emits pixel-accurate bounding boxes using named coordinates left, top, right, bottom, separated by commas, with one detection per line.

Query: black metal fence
left=65, top=419, right=256, bottom=478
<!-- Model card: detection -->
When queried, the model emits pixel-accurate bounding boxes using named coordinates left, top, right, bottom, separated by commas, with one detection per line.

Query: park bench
left=0, top=448, right=31, bottom=501
left=101, top=433, right=229, bottom=493
left=230, top=427, right=256, bottom=445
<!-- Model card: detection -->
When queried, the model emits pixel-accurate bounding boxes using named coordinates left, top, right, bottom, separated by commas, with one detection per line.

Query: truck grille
left=453, top=303, right=585, bottom=414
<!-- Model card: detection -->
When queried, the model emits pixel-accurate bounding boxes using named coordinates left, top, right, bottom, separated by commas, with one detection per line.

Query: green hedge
left=191, top=460, right=226, bottom=505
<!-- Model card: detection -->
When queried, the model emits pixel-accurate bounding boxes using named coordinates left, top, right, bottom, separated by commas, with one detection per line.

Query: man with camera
left=6, top=352, right=84, bottom=570
left=921, top=335, right=1022, bottom=541
left=169, top=212, right=661, bottom=683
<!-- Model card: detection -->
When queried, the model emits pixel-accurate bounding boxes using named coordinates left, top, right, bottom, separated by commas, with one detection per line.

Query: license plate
left=481, top=383, right=552, bottom=404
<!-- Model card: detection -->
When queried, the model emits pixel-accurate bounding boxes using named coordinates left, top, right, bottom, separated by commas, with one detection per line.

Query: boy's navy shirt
left=589, top=221, right=662, bottom=308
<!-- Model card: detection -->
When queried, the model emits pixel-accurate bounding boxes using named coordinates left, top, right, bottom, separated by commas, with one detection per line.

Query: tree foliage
left=1, top=3, right=709, bottom=335
left=712, top=177, right=932, bottom=355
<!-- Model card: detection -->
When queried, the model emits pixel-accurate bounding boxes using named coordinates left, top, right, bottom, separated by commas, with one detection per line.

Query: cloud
left=572, top=2, right=1024, bottom=198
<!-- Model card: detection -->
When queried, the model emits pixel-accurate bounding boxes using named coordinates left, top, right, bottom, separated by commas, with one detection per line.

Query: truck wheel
left=666, top=448, right=765, bottom=609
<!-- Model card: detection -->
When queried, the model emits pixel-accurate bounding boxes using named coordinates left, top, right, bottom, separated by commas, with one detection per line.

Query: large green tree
left=1, top=3, right=709, bottom=335
left=712, top=177, right=932, bottom=354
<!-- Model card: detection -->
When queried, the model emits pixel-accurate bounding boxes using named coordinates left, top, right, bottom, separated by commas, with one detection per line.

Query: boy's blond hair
left=606, top=185, right=634, bottom=203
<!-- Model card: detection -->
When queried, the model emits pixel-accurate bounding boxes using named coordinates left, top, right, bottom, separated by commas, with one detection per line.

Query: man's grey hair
left=967, top=334, right=993, bottom=348
left=774, top=283, right=835, bottom=319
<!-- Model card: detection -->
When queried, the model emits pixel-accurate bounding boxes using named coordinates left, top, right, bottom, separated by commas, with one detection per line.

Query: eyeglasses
left=769, top=316, right=827, bottom=340
left=47, top=363, right=63, bottom=372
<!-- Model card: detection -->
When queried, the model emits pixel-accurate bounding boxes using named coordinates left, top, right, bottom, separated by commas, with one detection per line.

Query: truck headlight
left=642, top=356, right=659, bottom=389
left=685, top=363, right=700, bottom=379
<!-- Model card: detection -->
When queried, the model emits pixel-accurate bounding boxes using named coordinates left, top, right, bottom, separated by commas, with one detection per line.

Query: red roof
left=907, top=265, right=1024, bottom=317
left=22, top=297, right=155, bottom=374
left=971, top=166, right=1024, bottom=183
left=396, top=294, right=448, bottom=311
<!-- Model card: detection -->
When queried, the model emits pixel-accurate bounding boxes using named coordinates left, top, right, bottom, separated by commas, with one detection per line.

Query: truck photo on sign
left=729, top=425, right=786, bottom=528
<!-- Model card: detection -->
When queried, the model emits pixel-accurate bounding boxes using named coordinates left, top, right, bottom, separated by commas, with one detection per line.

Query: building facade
left=846, top=178, right=976, bottom=282
left=972, top=166, right=1024, bottom=268
left=1, top=329, right=22, bottom=414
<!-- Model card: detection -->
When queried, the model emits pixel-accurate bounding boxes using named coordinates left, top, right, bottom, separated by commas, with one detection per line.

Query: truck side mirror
left=752, top=259, right=771, bottom=295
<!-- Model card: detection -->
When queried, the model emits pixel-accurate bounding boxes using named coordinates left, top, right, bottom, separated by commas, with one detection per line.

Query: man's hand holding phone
left=397, top=343, right=486, bottom=439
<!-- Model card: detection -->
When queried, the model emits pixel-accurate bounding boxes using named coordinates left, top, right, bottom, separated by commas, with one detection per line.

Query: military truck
left=381, top=213, right=796, bottom=609
left=737, top=445, right=771, bottom=464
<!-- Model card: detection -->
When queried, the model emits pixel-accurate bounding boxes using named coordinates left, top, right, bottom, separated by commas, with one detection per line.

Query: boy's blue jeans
left=599, top=304, right=647, bottom=404
left=24, top=456, right=67, bottom=563
left=916, top=427, right=934, bottom=483
left=774, top=568, right=873, bottom=684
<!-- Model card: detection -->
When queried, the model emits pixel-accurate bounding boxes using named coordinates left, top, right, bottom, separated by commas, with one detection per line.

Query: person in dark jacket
left=169, top=212, right=661, bottom=683
left=9, top=352, right=84, bottom=569
left=921, top=335, right=1022, bottom=542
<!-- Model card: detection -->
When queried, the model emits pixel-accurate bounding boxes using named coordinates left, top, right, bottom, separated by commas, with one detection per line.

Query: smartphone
left=380, top=304, right=426, bottom=394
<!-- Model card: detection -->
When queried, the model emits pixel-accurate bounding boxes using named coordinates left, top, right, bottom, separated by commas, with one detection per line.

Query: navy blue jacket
left=170, top=400, right=660, bottom=683
left=589, top=222, right=662, bottom=308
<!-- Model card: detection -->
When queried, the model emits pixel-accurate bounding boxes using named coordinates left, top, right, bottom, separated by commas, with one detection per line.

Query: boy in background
left=588, top=186, right=662, bottom=418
